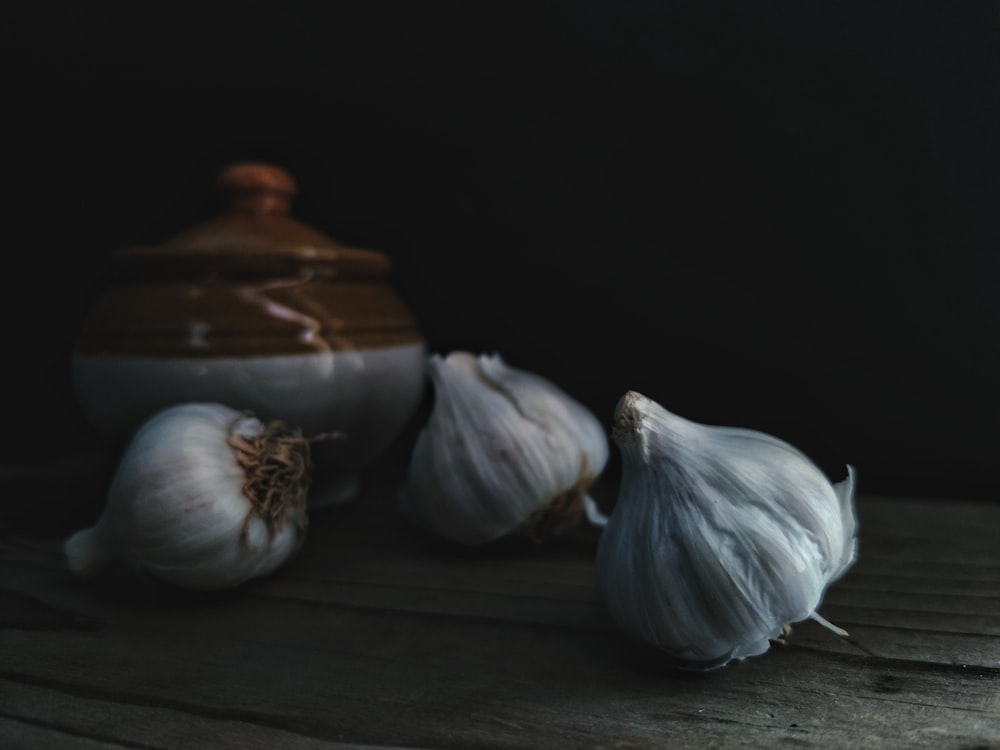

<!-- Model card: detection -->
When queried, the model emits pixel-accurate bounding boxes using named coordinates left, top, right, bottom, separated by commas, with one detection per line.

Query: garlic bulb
left=65, top=403, right=311, bottom=590
left=398, top=352, right=609, bottom=544
left=596, top=391, right=857, bottom=670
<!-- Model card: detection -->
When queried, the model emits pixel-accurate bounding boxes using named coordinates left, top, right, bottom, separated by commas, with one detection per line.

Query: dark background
left=4, top=3, right=999, bottom=503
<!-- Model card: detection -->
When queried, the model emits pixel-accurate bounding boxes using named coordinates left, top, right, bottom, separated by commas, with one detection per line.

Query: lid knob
left=216, top=162, right=299, bottom=216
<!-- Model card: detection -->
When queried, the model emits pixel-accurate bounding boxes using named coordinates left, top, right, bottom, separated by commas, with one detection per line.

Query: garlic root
left=226, top=413, right=312, bottom=551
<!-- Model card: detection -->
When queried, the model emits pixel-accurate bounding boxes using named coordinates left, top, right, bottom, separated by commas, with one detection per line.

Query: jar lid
left=112, top=163, right=390, bottom=280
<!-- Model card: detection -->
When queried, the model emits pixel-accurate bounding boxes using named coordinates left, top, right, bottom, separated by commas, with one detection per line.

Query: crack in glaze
left=236, top=272, right=329, bottom=353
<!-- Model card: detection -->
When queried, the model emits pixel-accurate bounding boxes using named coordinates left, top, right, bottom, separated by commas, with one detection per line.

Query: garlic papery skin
left=65, top=403, right=311, bottom=590
left=398, top=352, right=609, bottom=545
left=596, top=391, right=857, bottom=670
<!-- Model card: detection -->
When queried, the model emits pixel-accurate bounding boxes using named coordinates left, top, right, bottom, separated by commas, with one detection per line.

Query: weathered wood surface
left=2, top=465, right=999, bottom=750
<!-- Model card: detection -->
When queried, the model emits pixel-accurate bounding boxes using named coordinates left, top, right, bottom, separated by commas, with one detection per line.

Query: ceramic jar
left=72, top=163, right=427, bottom=506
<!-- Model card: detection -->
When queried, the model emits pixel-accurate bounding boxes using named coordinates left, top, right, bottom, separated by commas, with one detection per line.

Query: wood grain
left=1, top=470, right=998, bottom=750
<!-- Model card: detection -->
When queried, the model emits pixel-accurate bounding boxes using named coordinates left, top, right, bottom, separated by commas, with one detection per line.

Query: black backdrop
left=5, top=3, right=999, bottom=502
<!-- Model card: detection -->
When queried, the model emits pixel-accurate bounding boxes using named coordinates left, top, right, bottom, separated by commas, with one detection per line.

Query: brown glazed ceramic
left=75, top=163, right=421, bottom=357
left=72, top=163, right=428, bottom=505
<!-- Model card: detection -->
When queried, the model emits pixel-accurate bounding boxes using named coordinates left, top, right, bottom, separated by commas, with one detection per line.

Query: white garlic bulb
left=597, top=391, right=857, bottom=670
left=398, top=351, right=609, bottom=544
left=65, top=403, right=311, bottom=590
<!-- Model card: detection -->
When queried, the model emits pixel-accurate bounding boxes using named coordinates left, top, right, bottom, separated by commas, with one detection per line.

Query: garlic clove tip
left=809, top=611, right=850, bottom=638
left=583, top=494, right=609, bottom=528
left=65, top=525, right=113, bottom=577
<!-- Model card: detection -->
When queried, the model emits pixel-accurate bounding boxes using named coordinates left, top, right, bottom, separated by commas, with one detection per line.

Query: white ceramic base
left=73, top=343, right=427, bottom=498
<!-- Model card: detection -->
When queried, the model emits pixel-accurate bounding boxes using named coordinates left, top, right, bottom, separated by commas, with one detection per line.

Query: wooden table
left=2, top=453, right=998, bottom=749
